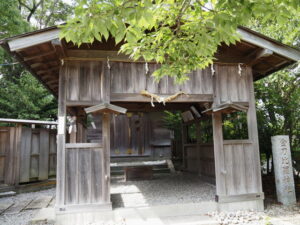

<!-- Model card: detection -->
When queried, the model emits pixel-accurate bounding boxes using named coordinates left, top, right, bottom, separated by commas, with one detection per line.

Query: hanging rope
left=140, top=90, right=187, bottom=107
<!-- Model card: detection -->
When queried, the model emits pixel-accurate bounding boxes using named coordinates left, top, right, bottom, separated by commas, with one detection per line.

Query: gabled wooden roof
left=1, top=26, right=300, bottom=97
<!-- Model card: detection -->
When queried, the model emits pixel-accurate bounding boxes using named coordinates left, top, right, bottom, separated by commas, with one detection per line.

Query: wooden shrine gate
left=3, top=25, right=300, bottom=215
left=55, top=60, right=265, bottom=213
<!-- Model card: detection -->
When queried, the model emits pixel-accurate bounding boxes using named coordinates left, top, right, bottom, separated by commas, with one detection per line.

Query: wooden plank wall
left=58, top=62, right=112, bottom=211
left=212, top=65, right=263, bottom=208
left=214, top=64, right=250, bottom=104
left=65, top=61, right=104, bottom=104
left=110, top=62, right=213, bottom=95
left=199, top=144, right=215, bottom=180
left=65, top=144, right=105, bottom=205
left=0, top=127, right=56, bottom=185
left=19, top=128, right=57, bottom=183
left=183, top=143, right=215, bottom=180
left=223, top=142, right=258, bottom=195
left=0, top=126, right=21, bottom=185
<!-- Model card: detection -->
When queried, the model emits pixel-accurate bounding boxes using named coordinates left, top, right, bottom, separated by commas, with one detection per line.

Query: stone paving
left=0, top=188, right=55, bottom=225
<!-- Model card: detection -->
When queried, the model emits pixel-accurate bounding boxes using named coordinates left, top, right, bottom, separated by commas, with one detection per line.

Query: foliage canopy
left=61, top=0, right=300, bottom=82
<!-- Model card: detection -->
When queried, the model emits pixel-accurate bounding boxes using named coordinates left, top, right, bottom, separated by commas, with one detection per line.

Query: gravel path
left=0, top=188, right=55, bottom=225
left=111, top=173, right=216, bottom=208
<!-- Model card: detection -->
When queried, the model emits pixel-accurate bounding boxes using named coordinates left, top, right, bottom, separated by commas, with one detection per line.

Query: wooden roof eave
left=0, top=42, right=58, bottom=98
left=237, top=27, right=300, bottom=62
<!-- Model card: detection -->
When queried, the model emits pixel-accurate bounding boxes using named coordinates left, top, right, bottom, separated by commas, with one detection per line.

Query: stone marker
left=271, top=135, right=296, bottom=205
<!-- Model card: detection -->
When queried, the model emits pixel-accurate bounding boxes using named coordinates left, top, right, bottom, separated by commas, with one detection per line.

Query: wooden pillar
left=101, top=63, right=111, bottom=203
left=181, top=124, right=187, bottom=169
left=102, top=112, right=111, bottom=203
left=56, top=66, right=66, bottom=210
left=212, top=113, right=226, bottom=196
left=247, top=68, right=263, bottom=193
left=196, top=121, right=202, bottom=176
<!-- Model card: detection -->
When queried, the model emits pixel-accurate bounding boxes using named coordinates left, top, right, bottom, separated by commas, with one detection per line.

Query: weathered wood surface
left=183, top=143, right=215, bottom=179
left=110, top=62, right=213, bottom=95
left=56, top=66, right=67, bottom=208
left=65, top=145, right=106, bottom=205
left=214, top=64, right=250, bottom=104
left=87, top=112, right=172, bottom=159
left=58, top=63, right=112, bottom=212
left=65, top=61, right=104, bottom=104
left=63, top=60, right=213, bottom=106
left=212, top=65, right=264, bottom=210
left=0, top=126, right=56, bottom=186
left=19, top=128, right=57, bottom=183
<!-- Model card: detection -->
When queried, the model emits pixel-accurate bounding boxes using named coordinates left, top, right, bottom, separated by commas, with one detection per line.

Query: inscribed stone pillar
left=271, top=135, right=296, bottom=205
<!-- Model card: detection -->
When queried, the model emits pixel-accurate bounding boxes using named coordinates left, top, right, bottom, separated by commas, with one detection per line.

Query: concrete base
left=217, top=199, right=264, bottom=212
left=31, top=202, right=218, bottom=225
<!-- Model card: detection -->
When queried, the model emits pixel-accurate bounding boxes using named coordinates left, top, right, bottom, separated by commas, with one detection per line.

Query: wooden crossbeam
left=24, top=50, right=56, bottom=61
left=31, top=60, right=59, bottom=69
left=65, top=50, right=148, bottom=62
left=244, top=48, right=273, bottom=66
left=36, top=66, right=60, bottom=75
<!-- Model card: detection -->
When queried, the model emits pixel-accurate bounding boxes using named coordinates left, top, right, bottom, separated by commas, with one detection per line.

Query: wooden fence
left=0, top=126, right=57, bottom=186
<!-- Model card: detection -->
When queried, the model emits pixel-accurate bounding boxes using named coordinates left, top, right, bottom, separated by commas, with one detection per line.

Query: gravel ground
left=111, top=173, right=216, bottom=208
left=1, top=174, right=300, bottom=225
left=0, top=188, right=55, bottom=225
left=207, top=202, right=300, bottom=225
